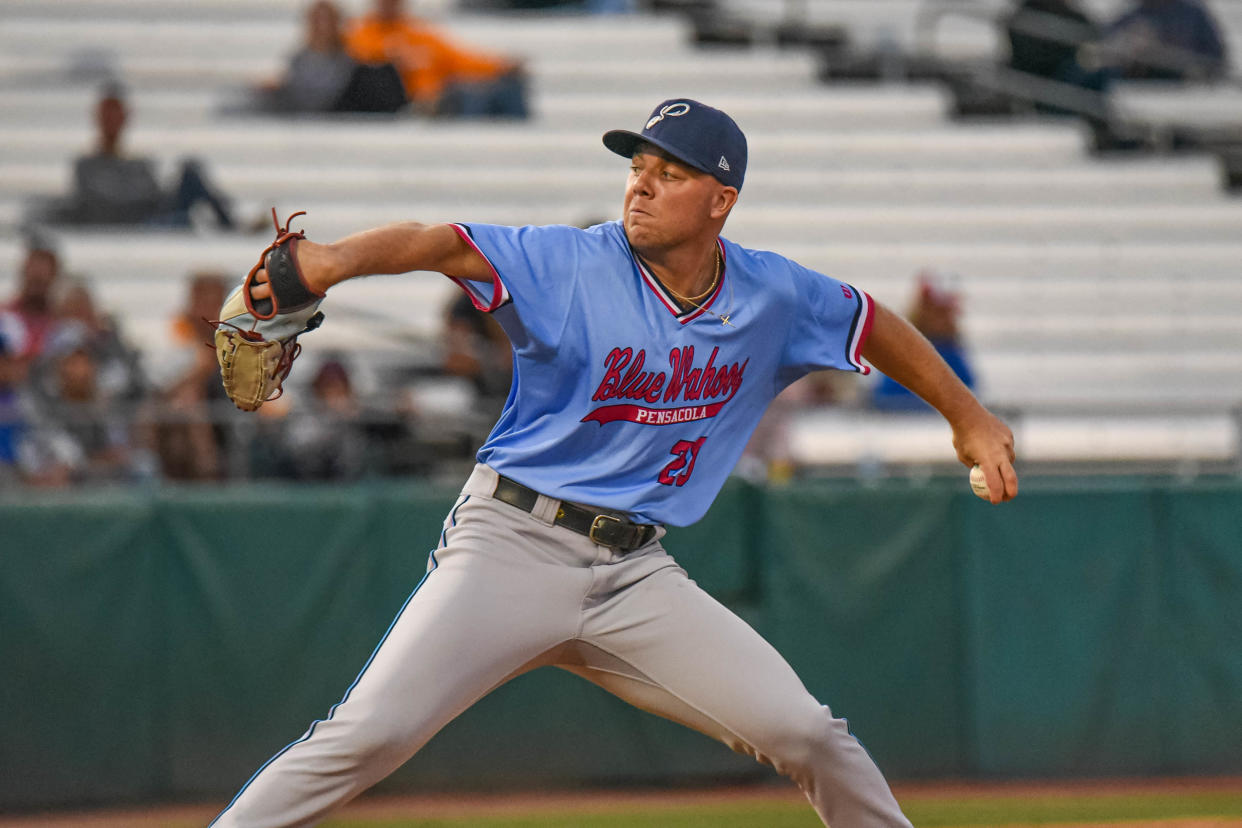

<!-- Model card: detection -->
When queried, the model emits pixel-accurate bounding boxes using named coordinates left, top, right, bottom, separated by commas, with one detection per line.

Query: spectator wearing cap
left=873, top=271, right=976, bottom=412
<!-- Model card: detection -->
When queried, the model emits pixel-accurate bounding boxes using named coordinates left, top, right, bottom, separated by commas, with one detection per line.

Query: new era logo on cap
left=602, top=98, right=748, bottom=191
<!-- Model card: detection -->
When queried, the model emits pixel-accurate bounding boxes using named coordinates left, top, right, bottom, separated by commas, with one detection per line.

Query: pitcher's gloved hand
left=213, top=209, right=325, bottom=411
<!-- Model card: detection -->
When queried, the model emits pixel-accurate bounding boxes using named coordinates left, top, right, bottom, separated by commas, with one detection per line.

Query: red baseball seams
left=585, top=345, right=747, bottom=426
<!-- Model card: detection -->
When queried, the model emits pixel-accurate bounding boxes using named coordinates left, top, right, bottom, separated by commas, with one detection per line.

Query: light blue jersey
left=449, top=220, right=872, bottom=526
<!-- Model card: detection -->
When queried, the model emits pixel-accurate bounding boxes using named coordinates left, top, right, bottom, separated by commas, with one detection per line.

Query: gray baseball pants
left=211, top=463, right=912, bottom=827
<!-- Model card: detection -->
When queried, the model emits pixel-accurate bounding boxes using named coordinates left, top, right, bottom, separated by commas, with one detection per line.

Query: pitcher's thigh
left=580, top=565, right=831, bottom=763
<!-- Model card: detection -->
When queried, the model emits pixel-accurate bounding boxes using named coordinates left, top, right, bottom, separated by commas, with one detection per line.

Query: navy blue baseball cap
left=603, top=98, right=747, bottom=191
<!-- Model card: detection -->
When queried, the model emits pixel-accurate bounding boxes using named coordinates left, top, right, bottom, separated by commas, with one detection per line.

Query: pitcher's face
left=622, top=146, right=734, bottom=252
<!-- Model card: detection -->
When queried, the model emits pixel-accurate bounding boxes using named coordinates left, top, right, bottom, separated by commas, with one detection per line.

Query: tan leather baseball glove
left=213, top=209, right=325, bottom=411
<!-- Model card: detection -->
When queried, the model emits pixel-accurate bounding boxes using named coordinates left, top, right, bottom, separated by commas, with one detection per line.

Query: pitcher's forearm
left=862, top=300, right=1017, bottom=499
left=303, top=222, right=491, bottom=293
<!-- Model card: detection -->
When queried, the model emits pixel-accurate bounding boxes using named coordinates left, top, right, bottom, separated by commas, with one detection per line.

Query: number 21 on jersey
left=658, top=437, right=706, bottom=487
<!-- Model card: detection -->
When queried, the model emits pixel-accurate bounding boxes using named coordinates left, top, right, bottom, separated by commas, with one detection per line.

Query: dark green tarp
left=2, top=476, right=1239, bottom=808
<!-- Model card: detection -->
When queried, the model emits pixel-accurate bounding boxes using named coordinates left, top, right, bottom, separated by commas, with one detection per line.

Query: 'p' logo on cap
left=646, top=102, right=691, bottom=130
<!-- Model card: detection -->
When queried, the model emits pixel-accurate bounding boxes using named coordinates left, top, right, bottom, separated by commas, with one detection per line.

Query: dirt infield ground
left=2, top=777, right=1240, bottom=827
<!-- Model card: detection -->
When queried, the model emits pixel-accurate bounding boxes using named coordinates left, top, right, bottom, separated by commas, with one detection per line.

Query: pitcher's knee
left=761, top=704, right=854, bottom=782
left=313, top=714, right=414, bottom=770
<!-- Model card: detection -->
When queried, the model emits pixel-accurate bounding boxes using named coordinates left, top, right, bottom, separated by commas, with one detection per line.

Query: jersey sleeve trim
left=445, top=223, right=511, bottom=312
left=845, top=288, right=874, bottom=375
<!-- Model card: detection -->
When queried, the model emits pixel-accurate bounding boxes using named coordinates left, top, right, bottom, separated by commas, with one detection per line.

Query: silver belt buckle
left=588, top=514, right=623, bottom=546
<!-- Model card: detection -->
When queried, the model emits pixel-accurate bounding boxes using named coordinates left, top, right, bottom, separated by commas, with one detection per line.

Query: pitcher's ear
left=712, top=186, right=739, bottom=220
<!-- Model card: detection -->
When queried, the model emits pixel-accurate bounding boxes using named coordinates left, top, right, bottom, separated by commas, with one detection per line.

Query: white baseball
left=969, top=465, right=991, bottom=500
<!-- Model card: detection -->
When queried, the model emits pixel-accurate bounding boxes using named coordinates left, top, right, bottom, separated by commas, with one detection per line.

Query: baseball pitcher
left=210, top=99, right=1018, bottom=828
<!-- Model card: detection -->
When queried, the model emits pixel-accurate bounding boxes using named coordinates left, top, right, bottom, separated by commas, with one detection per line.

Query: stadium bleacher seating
left=1, top=0, right=1239, bottom=474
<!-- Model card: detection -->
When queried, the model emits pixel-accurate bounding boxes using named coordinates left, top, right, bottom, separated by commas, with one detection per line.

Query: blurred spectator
left=268, top=0, right=361, bottom=112
left=1005, top=0, right=1111, bottom=102
left=30, top=83, right=239, bottom=230
left=443, top=291, right=512, bottom=422
left=259, top=355, right=425, bottom=480
left=0, top=317, right=24, bottom=477
left=1101, top=0, right=1229, bottom=81
left=53, top=278, right=145, bottom=405
left=252, top=0, right=408, bottom=114
left=276, top=357, right=368, bottom=480
left=477, top=0, right=634, bottom=11
left=16, top=327, right=151, bottom=487
left=3, top=242, right=62, bottom=363
left=873, top=271, right=976, bottom=412
left=0, top=240, right=61, bottom=482
left=146, top=272, right=233, bottom=480
left=345, top=0, right=529, bottom=118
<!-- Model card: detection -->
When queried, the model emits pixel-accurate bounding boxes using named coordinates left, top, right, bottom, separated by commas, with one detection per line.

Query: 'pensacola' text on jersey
left=448, top=220, right=872, bottom=527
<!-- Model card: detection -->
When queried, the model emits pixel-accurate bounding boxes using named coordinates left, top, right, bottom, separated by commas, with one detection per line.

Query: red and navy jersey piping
left=629, top=239, right=726, bottom=325
left=844, top=286, right=873, bottom=375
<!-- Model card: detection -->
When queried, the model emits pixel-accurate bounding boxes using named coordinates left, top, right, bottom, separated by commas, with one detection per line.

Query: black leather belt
left=492, top=475, right=658, bottom=552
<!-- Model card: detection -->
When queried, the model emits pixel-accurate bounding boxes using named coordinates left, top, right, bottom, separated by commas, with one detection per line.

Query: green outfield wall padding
left=1, top=476, right=1241, bottom=808
left=0, top=495, right=163, bottom=803
left=157, top=484, right=448, bottom=795
left=761, top=483, right=967, bottom=778
left=1161, top=484, right=1242, bottom=773
left=962, top=487, right=1165, bottom=776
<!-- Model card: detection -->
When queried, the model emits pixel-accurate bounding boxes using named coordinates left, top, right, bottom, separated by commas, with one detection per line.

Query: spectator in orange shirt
left=345, top=0, right=529, bottom=118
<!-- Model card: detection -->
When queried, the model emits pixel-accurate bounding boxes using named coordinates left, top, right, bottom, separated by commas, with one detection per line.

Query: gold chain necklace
left=664, top=247, right=721, bottom=305
left=659, top=246, right=734, bottom=327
